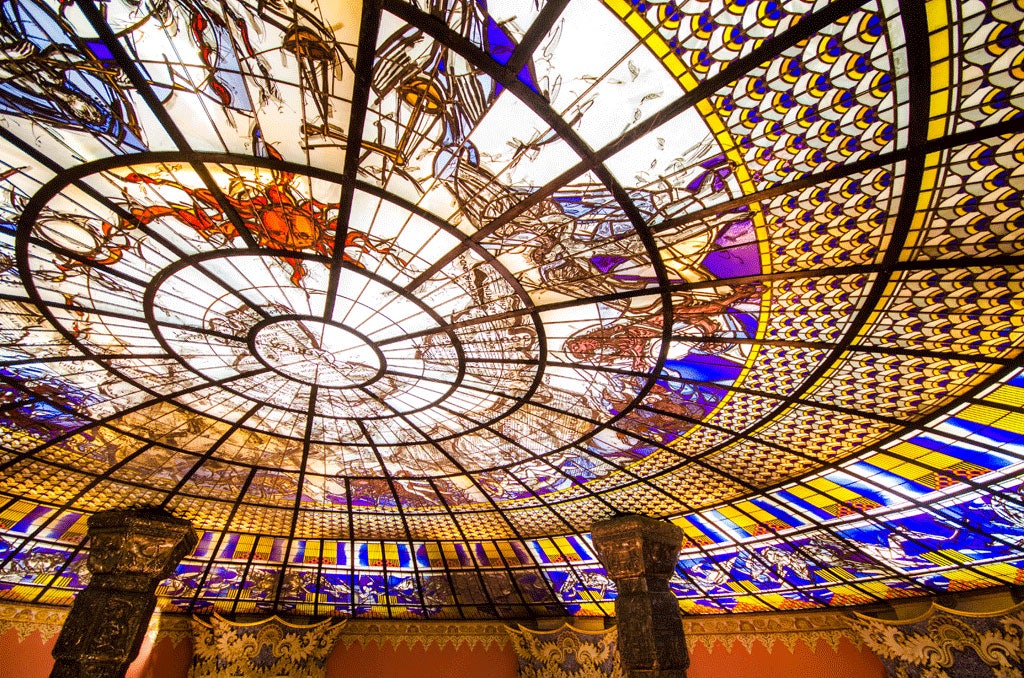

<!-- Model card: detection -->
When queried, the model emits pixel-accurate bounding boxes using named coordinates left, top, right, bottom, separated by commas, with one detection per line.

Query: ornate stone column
left=51, top=509, right=197, bottom=678
left=591, top=514, right=687, bottom=678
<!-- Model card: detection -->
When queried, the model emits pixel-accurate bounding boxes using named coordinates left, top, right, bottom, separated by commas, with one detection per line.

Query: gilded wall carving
left=188, top=614, right=345, bottom=678
left=847, top=602, right=1024, bottom=678
left=0, top=602, right=865, bottom=656
left=507, top=624, right=623, bottom=678
left=684, top=610, right=859, bottom=654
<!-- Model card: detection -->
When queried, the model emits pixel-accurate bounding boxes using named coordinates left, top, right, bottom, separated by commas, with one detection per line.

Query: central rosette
left=252, top=318, right=383, bottom=388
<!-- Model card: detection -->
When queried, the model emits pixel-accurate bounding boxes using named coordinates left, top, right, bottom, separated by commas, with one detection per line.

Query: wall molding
left=0, top=601, right=68, bottom=644
left=336, top=619, right=512, bottom=651
left=334, top=611, right=865, bottom=654
left=682, top=610, right=861, bottom=653
left=0, top=602, right=194, bottom=647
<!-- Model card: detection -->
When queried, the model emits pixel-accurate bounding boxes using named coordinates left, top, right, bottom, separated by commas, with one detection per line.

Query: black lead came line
left=375, top=0, right=679, bottom=470
left=0, top=0, right=1007, bottom=622
left=323, top=0, right=384, bottom=319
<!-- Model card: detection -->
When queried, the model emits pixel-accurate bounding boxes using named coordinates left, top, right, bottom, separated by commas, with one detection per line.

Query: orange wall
left=688, top=637, right=885, bottom=678
left=0, top=629, right=53, bottom=678
left=0, top=628, right=518, bottom=678
left=0, top=628, right=192, bottom=678
left=326, top=642, right=519, bottom=678
left=0, top=624, right=884, bottom=678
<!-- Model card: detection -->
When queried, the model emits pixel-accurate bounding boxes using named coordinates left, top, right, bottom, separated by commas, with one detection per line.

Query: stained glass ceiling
left=0, top=0, right=1021, bottom=619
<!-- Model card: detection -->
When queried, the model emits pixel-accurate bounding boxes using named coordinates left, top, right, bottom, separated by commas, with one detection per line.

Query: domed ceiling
left=0, top=0, right=1021, bottom=618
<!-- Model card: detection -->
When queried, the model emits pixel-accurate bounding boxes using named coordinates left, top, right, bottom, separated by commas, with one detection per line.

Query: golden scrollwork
left=506, top=623, right=623, bottom=678
left=847, top=602, right=1024, bottom=678
left=188, top=613, right=346, bottom=678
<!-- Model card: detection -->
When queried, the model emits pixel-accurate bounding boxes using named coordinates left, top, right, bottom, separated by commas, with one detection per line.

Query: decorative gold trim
left=682, top=611, right=862, bottom=653
left=846, top=607, right=1024, bottom=675
left=507, top=613, right=864, bottom=655
left=508, top=622, right=616, bottom=637
left=0, top=603, right=866, bottom=656
left=851, top=600, right=1024, bottom=625
left=0, top=602, right=192, bottom=647
left=205, top=612, right=345, bottom=630
left=506, top=623, right=622, bottom=677
left=145, top=610, right=193, bottom=647
left=0, top=601, right=68, bottom=644
left=335, top=620, right=512, bottom=651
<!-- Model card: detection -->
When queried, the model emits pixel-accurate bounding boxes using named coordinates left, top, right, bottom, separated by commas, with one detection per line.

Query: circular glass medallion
left=252, top=318, right=384, bottom=388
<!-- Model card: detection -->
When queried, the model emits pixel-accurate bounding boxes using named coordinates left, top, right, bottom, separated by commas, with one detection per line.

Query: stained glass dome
left=0, top=0, right=1022, bottom=618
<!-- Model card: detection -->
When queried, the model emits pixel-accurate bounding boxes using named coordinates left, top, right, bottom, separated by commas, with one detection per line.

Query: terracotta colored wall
left=0, top=628, right=53, bottom=678
left=0, top=624, right=885, bottom=678
left=688, top=637, right=885, bottom=678
left=326, top=642, right=518, bottom=678
left=127, top=634, right=193, bottom=678
left=0, top=627, right=191, bottom=678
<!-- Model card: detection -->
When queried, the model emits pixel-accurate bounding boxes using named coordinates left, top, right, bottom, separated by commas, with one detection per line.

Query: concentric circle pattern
left=251, top=318, right=383, bottom=389
left=0, top=0, right=1023, bottom=619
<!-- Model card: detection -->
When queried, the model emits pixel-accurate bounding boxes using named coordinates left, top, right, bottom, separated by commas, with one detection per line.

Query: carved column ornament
left=591, top=514, right=688, bottom=678
left=51, top=509, right=197, bottom=678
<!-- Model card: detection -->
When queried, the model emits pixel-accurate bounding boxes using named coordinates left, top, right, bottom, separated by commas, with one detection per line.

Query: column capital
left=85, top=509, right=197, bottom=586
left=591, top=514, right=683, bottom=583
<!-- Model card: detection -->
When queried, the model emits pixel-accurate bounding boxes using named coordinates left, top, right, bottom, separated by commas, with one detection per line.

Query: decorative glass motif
left=0, top=0, right=1021, bottom=619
